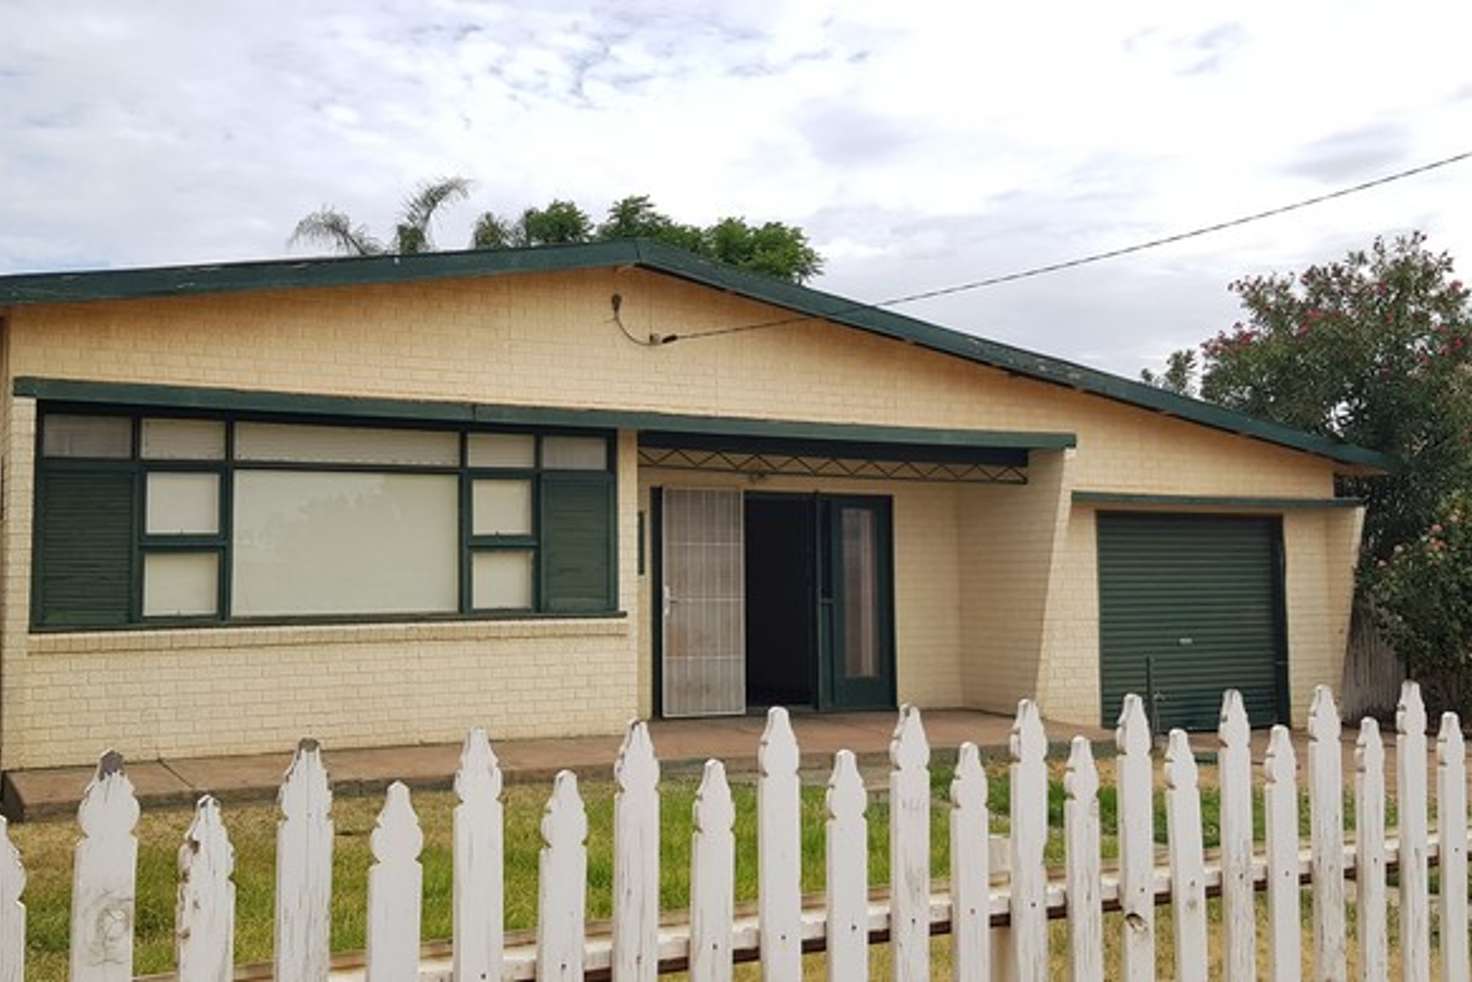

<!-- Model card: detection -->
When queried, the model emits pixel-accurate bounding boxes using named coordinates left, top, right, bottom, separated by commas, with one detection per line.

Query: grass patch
left=6, top=759, right=1393, bottom=980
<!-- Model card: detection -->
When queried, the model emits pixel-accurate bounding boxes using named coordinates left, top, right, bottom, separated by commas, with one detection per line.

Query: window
left=32, top=410, right=617, bottom=628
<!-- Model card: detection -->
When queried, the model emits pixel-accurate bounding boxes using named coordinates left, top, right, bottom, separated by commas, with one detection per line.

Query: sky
left=1, top=0, right=1468, bottom=378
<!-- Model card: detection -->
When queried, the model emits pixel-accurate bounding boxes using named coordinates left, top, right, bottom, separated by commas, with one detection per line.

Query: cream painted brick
left=0, top=271, right=1362, bottom=766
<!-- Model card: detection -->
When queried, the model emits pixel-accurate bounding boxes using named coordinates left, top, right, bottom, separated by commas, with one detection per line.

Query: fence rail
left=0, top=681, right=1468, bottom=981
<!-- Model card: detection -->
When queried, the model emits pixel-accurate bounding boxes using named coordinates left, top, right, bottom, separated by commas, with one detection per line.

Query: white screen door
left=662, top=488, right=746, bottom=717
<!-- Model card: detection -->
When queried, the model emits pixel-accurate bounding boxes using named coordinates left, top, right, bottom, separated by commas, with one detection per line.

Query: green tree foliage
left=291, top=177, right=471, bottom=256
left=1196, top=233, right=1472, bottom=562
left=297, top=186, right=824, bottom=283
left=469, top=194, right=824, bottom=283
left=1139, top=348, right=1198, bottom=396
left=1369, top=491, right=1472, bottom=715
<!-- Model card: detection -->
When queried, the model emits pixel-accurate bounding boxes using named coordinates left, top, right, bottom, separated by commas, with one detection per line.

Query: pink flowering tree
left=1369, top=495, right=1472, bottom=714
left=1198, top=233, right=1472, bottom=562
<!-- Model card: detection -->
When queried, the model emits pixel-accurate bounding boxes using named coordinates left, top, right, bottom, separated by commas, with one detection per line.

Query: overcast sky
left=2, top=1, right=1468, bottom=378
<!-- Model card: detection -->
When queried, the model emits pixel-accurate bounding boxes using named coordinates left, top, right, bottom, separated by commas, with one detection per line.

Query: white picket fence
left=1, top=681, right=1469, bottom=981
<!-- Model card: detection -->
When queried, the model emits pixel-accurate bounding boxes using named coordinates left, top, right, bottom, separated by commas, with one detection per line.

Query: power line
left=637, top=148, right=1472, bottom=346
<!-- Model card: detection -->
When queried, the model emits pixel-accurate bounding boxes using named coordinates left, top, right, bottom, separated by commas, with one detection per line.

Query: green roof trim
left=0, top=239, right=1393, bottom=470
left=1073, top=491, right=1366, bottom=510
left=14, top=376, right=1071, bottom=454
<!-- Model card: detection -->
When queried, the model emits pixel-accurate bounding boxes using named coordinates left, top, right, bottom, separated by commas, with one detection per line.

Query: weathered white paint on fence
left=1263, top=725, right=1301, bottom=982
left=275, top=740, right=333, bottom=982
left=365, top=782, right=423, bottom=982
left=1217, top=690, right=1256, bottom=982
left=23, top=690, right=1472, bottom=982
left=0, top=815, right=26, bottom=982
left=176, top=796, right=235, bottom=982
left=690, top=760, right=735, bottom=982
left=890, top=704, right=931, bottom=982
left=1306, top=685, right=1347, bottom=982
left=452, top=727, right=503, bottom=982
left=1009, top=700, right=1048, bottom=982
left=1354, top=718, right=1388, bottom=982
left=71, top=750, right=139, bottom=982
left=1114, top=694, right=1154, bottom=982
left=614, top=720, right=662, bottom=982
left=757, top=706, right=802, bottom=979
left=1436, top=712, right=1468, bottom=982
left=1397, top=681, right=1431, bottom=982
left=949, top=742, right=989, bottom=982
left=537, top=771, right=588, bottom=981
left=825, top=750, right=868, bottom=982
left=1063, top=736, right=1102, bottom=982
left=1165, top=729, right=1207, bottom=982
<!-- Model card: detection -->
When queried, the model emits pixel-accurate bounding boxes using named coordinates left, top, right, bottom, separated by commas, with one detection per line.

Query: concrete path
left=1, top=708, right=1113, bottom=821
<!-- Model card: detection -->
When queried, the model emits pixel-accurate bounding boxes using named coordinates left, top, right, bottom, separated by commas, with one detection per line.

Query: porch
left=0, top=708, right=1109, bottom=821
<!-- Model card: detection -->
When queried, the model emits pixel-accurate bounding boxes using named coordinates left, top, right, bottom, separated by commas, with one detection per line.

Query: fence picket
left=826, top=750, right=868, bottom=982
left=1064, top=737, right=1102, bottom=982
left=1307, top=685, right=1348, bottom=981
left=0, top=815, right=25, bottom=982
left=1436, top=712, right=1468, bottom=982
left=537, top=771, right=588, bottom=981
left=1397, top=681, right=1431, bottom=982
left=275, top=739, right=333, bottom=982
left=176, top=796, right=234, bottom=982
left=1264, top=725, right=1302, bottom=982
left=1164, top=730, right=1207, bottom=982
left=1216, top=691, right=1256, bottom=982
left=453, top=727, right=503, bottom=982
left=949, top=742, right=989, bottom=982
left=365, top=782, right=423, bottom=982
left=757, top=706, right=802, bottom=979
left=1114, top=694, right=1155, bottom=982
left=613, top=720, right=661, bottom=982
left=1354, top=719, right=1388, bottom=982
left=71, top=750, right=139, bottom=982
left=890, top=705, right=931, bottom=981
left=690, top=760, right=735, bottom=982
left=1010, top=699, right=1049, bottom=982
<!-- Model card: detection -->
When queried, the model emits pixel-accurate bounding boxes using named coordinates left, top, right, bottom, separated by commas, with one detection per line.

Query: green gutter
left=0, top=240, right=1394, bottom=471
left=1072, top=491, right=1365, bottom=510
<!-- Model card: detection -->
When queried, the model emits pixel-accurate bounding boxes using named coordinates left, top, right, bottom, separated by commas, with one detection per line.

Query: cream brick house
left=0, top=241, right=1385, bottom=770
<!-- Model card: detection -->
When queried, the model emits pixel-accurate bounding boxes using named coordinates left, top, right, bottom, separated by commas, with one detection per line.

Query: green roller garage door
left=1097, top=513, right=1288, bottom=731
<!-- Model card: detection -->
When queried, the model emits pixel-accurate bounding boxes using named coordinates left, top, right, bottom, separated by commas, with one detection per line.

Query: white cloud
left=1, top=0, right=1468, bottom=376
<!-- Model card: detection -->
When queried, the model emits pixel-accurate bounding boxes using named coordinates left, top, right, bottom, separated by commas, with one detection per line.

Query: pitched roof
left=0, top=239, right=1391, bottom=470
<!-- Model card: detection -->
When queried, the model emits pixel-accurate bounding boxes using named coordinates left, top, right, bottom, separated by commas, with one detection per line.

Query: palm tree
left=290, top=177, right=472, bottom=256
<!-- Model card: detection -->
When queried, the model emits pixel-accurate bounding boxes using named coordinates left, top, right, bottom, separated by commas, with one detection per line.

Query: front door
left=821, top=496, right=895, bottom=710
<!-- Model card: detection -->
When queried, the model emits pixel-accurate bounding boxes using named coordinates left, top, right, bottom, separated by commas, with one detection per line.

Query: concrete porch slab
left=1, top=708, right=1112, bottom=822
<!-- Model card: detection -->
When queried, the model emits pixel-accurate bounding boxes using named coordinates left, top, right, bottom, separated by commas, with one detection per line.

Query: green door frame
left=819, top=494, right=898, bottom=711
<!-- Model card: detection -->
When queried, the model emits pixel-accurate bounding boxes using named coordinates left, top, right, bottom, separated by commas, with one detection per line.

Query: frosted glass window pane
left=473, top=551, right=533, bottom=609
left=542, top=435, right=606, bottom=470
left=141, top=418, right=225, bottom=460
left=146, top=473, right=219, bottom=534
left=468, top=432, right=535, bottom=468
left=473, top=480, right=533, bottom=535
left=143, top=552, right=218, bottom=617
left=42, top=415, right=131, bottom=458
left=232, top=471, right=458, bottom=616
left=235, top=422, right=458, bottom=466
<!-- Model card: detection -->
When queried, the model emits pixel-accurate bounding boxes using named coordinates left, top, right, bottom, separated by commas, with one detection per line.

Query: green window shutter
left=37, top=470, right=135, bottom=627
left=541, top=473, right=614, bottom=613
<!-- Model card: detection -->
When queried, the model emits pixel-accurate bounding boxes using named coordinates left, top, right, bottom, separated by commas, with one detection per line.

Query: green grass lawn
left=1, top=758, right=1392, bottom=980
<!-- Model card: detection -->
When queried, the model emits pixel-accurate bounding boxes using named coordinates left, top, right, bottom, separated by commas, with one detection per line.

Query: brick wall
left=0, top=268, right=1361, bottom=765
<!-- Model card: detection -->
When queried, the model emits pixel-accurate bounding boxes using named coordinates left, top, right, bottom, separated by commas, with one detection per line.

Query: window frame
left=31, top=405, right=619, bottom=631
